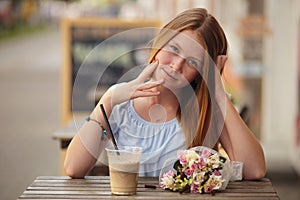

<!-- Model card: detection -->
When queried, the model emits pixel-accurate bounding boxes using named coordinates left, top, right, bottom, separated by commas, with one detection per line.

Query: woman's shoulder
left=112, top=100, right=131, bottom=112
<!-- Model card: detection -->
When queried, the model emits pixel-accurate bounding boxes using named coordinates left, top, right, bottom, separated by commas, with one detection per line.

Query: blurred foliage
left=0, top=0, right=137, bottom=40
left=0, top=22, right=47, bottom=41
left=0, top=0, right=43, bottom=40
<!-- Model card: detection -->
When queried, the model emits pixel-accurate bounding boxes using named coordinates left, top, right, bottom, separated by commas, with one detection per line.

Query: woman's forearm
left=64, top=119, right=110, bottom=178
left=64, top=86, right=114, bottom=178
left=64, top=88, right=114, bottom=178
left=64, top=134, right=97, bottom=178
left=220, top=96, right=266, bottom=180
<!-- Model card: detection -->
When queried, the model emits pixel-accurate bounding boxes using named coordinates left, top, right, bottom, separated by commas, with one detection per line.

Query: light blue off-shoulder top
left=109, top=100, right=186, bottom=177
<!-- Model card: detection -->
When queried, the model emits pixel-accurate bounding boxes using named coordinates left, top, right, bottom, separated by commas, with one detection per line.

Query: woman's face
left=152, top=30, right=205, bottom=90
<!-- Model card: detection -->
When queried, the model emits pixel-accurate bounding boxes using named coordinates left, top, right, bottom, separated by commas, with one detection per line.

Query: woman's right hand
left=109, top=60, right=164, bottom=106
left=92, top=61, right=163, bottom=125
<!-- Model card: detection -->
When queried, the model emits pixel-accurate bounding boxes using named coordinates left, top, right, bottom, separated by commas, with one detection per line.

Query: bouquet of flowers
left=159, top=146, right=233, bottom=194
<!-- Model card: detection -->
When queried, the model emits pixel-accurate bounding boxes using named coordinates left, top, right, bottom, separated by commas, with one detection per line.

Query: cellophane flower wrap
left=159, top=146, right=232, bottom=194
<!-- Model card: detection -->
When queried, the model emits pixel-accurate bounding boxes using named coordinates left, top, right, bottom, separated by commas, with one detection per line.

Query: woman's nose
left=170, top=56, right=185, bottom=72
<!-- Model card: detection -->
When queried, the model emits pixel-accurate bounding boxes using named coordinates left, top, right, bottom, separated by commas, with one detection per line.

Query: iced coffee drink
left=109, top=162, right=139, bottom=194
left=106, top=146, right=142, bottom=195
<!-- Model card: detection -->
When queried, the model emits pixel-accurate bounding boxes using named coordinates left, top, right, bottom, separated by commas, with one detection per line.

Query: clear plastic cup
left=105, top=146, right=142, bottom=195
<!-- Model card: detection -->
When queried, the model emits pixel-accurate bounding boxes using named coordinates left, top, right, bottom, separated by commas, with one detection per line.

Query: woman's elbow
left=244, top=165, right=266, bottom=180
left=64, top=161, right=85, bottom=179
left=251, top=169, right=266, bottom=180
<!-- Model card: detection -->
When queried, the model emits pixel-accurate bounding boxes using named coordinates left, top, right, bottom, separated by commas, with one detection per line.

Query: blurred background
left=0, top=0, right=299, bottom=199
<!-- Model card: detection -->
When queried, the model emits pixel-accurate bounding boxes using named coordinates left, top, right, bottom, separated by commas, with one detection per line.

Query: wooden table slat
left=25, top=185, right=276, bottom=193
left=18, top=194, right=280, bottom=200
left=22, top=189, right=279, bottom=197
left=18, top=194, right=279, bottom=200
left=18, top=176, right=280, bottom=200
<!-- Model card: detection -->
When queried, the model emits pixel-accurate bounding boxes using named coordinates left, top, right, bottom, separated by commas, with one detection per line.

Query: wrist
left=110, top=82, right=131, bottom=105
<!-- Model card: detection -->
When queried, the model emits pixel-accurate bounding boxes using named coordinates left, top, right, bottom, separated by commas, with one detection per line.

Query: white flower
left=161, top=172, right=175, bottom=189
left=206, top=174, right=224, bottom=190
left=186, top=150, right=199, bottom=162
left=192, top=170, right=206, bottom=184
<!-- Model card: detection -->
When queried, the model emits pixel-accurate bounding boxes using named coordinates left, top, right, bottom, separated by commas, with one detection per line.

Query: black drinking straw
left=100, top=104, right=118, bottom=151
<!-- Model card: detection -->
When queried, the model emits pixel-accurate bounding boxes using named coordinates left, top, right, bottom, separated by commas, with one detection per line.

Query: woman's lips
left=162, top=67, right=178, bottom=80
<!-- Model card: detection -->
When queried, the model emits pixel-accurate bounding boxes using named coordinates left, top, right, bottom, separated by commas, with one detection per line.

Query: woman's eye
left=169, top=45, right=179, bottom=54
left=187, top=58, right=199, bottom=69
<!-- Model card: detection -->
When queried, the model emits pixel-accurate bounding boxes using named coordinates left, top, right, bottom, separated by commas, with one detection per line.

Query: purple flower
left=191, top=183, right=199, bottom=193
left=204, top=185, right=213, bottom=193
left=199, top=158, right=206, bottom=167
left=190, top=163, right=198, bottom=170
left=163, top=170, right=174, bottom=178
left=202, top=149, right=211, bottom=158
left=179, top=156, right=187, bottom=165
left=185, top=168, right=193, bottom=177
left=214, top=170, right=221, bottom=176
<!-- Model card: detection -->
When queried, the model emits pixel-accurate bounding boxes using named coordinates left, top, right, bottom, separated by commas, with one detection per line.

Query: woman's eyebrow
left=172, top=42, right=183, bottom=51
left=172, top=40, right=203, bottom=62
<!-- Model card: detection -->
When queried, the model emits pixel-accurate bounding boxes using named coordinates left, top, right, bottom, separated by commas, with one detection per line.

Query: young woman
left=64, top=8, right=266, bottom=179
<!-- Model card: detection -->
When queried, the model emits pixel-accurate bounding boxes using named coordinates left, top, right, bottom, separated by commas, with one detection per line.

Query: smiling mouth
left=162, top=67, right=178, bottom=80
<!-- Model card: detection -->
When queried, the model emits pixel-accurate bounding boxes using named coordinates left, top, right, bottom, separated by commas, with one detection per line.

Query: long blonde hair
left=149, top=8, right=228, bottom=148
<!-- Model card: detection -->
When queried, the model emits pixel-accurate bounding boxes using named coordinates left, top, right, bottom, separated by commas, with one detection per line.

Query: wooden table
left=18, top=176, right=279, bottom=200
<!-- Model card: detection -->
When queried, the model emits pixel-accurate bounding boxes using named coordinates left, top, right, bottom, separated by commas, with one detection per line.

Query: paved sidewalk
left=0, top=27, right=62, bottom=200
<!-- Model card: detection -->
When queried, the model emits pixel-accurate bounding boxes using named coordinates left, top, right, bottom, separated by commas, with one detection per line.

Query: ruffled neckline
left=128, top=100, right=178, bottom=127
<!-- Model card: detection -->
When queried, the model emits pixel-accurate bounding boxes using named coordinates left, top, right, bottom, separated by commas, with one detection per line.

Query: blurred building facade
left=262, top=0, right=300, bottom=174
